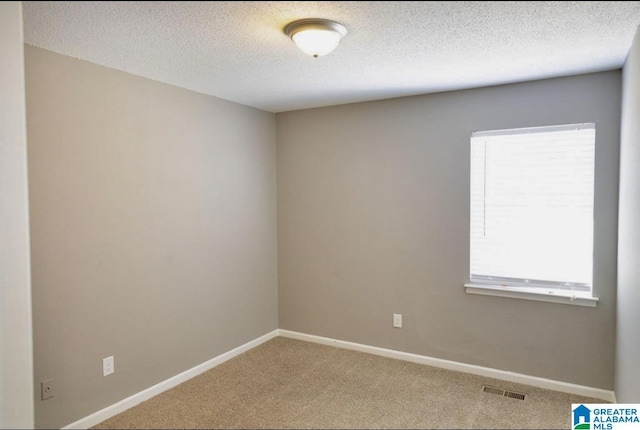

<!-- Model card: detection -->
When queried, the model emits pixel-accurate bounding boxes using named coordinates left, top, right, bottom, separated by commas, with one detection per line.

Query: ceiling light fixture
left=284, top=18, right=348, bottom=58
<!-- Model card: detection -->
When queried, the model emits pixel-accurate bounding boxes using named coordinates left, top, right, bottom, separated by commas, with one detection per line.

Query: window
left=465, top=123, right=598, bottom=306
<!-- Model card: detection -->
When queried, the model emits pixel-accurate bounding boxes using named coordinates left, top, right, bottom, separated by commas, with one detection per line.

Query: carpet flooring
left=92, top=336, right=605, bottom=429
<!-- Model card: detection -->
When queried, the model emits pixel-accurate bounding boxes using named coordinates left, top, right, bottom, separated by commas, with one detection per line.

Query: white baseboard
left=63, top=327, right=616, bottom=429
left=278, top=329, right=616, bottom=403
left=62, top=329, right=279, bottom=430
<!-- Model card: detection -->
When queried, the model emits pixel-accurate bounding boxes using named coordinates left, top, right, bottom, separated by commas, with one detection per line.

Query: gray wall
left=277, top=71, right=620, bottom=390
left=0, top=2, right=34, bottom=428
left=25, top=45, right=278, bottom=429
left=616, top=25, right=640, bottom=402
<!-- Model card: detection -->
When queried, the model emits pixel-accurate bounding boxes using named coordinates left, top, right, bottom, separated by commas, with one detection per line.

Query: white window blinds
left=470, top=123, right=595, bottom=293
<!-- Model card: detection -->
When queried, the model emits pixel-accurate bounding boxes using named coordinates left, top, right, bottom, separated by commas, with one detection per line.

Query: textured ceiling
left=22, top=1, right=640, bottom=113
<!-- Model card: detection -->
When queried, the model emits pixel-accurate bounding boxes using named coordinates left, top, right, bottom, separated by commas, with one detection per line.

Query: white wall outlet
left=41, top=379, right=54, bottom=400
left=393, top=313, right=403, bottom=328
left=103, top=355, right=115, bottom=376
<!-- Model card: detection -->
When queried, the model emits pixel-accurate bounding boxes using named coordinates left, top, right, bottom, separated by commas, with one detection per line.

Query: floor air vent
left=482, top=386, right=526, bottom=400
left=482, top=386, right=505, bottom=396
left=504, top=390, right=526, bottom=400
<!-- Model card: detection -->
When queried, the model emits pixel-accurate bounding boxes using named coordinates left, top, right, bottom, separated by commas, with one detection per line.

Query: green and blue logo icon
left=574, top=404, right=591, bottom=430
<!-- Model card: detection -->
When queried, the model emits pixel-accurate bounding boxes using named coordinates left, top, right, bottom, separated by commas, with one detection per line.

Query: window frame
left=464, top=123, right=599, bottom=307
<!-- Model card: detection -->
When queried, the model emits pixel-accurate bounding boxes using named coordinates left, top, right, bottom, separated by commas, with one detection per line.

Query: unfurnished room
left=1, top=1, right=640, bottom=429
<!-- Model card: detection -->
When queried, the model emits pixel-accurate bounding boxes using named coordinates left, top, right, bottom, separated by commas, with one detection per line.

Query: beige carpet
left=92, top=336, right=604, bottom=429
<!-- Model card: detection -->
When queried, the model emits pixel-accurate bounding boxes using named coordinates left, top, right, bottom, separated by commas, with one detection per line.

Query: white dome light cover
left=284, top=18, right=348, bottom=58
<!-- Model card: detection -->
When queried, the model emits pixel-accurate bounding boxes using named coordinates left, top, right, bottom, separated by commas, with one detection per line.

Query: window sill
left=464, top=283, right=598, bottom=307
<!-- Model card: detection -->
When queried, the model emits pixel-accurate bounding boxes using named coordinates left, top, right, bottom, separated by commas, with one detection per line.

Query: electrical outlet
left=393, top=313, right=403, bottom=328
left=103, top=356, right=115, bottom=376
left=41, top=379, right=54, bottom=400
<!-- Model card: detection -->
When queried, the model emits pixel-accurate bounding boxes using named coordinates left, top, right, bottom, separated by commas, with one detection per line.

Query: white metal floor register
left=573, top=404, right=640, bottom=430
